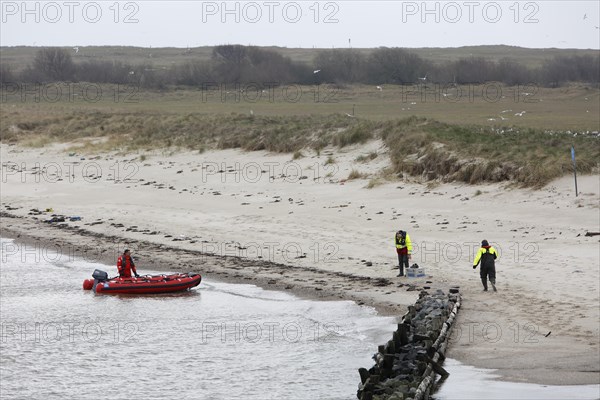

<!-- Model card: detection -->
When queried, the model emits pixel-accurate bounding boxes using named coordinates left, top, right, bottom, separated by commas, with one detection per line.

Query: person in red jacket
left=117, top=249, right=139, bottom=278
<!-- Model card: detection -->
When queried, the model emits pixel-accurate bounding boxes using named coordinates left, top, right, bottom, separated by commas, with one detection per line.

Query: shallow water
left=434, top=358, right=600, bottom=400
left=0, top=238, right=397, bottom=400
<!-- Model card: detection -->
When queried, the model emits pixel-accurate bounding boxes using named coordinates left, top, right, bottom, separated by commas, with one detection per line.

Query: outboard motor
left=91, top=269, right=109, bottom=291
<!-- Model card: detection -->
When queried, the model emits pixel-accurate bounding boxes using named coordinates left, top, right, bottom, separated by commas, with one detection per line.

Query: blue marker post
left=571, top=145, right=578, bottom=197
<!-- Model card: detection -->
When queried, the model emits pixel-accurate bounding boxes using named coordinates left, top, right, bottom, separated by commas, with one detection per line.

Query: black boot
left=398, top=266, right=404, bottom=277
left=491, top=280, right=497, bottom=292
left=481, top=278, right=488, bottom=291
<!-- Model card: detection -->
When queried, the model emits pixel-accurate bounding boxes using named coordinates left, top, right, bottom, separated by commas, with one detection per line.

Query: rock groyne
left=357, top=289, right=461, bottom=400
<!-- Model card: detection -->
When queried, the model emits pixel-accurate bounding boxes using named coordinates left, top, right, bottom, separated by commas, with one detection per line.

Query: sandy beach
left=1, top=141, right=599, bottom=385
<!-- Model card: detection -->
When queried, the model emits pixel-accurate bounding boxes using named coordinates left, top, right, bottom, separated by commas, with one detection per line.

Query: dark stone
left=413, top=333, right=431, bottom=342
left=437, top=350, right=446, bottom=362
left=358, top=368, right=370, bottom=384
left=426, top=355, right=450, bottom=377
left=391, top=374, right=412, bottom=382
left=393, top=330, right=402, bottom=348
left=417, top=360, right=427, bottom=374
left=371, top=384, right=387, bottom=395
left=383, top=354, right=395, bottom=370
left=427, top=346, right=437, bottom=358
left=398, top=324, right=409, bottom=346
left=398, top=361, right=416, bottom=373
left=385, top=340, right=396, bottom=354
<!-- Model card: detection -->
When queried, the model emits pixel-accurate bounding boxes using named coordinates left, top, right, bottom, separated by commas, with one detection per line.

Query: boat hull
left=87, top=273, right=202, bottom=295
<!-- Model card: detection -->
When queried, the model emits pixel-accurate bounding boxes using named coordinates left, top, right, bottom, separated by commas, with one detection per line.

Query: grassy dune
left=381, top=117, right=598, bottom=187
left=2, top=102, right=598, bottom=187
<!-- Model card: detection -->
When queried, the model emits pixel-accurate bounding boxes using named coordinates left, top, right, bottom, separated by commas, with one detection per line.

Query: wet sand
left=0, top=214, right=419, bottom=316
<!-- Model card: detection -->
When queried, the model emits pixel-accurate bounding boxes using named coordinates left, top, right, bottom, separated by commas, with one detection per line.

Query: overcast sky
left=1, top=1, right=599, bottom=49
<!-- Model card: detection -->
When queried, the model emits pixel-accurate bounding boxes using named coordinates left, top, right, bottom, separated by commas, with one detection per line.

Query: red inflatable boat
left=83, top=269, right=201, bottom=294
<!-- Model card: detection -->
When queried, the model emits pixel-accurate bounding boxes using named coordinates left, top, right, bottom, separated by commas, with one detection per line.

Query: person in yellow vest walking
left=473, top=240, right=498, bottom=291
left=395, top=230, right=412, bottom=277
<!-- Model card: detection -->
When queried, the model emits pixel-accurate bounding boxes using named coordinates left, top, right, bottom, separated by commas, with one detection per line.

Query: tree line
left=1, top=45, right=598, bottom=88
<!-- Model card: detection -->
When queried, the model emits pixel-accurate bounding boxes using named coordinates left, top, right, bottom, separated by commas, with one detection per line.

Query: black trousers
left=480, top=264, right=496, bottom=289
left=398, top=254, right=409, bottom=275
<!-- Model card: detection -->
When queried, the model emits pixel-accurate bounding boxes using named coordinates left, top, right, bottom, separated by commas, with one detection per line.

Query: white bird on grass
left=73, top=47, right=79, bottom=53
left=376, top=86, right=383, bottom=91
left=313, top=69, right=321, bottom=74
left=514, top=111, right=526, bottom=117
left=418, top=74, right=427, bottom=82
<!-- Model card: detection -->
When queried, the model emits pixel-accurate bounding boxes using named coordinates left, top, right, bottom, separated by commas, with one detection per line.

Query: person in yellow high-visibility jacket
left=395, top=230, right=412, bottom=277
left=473, top=240, right=498, bottom=291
